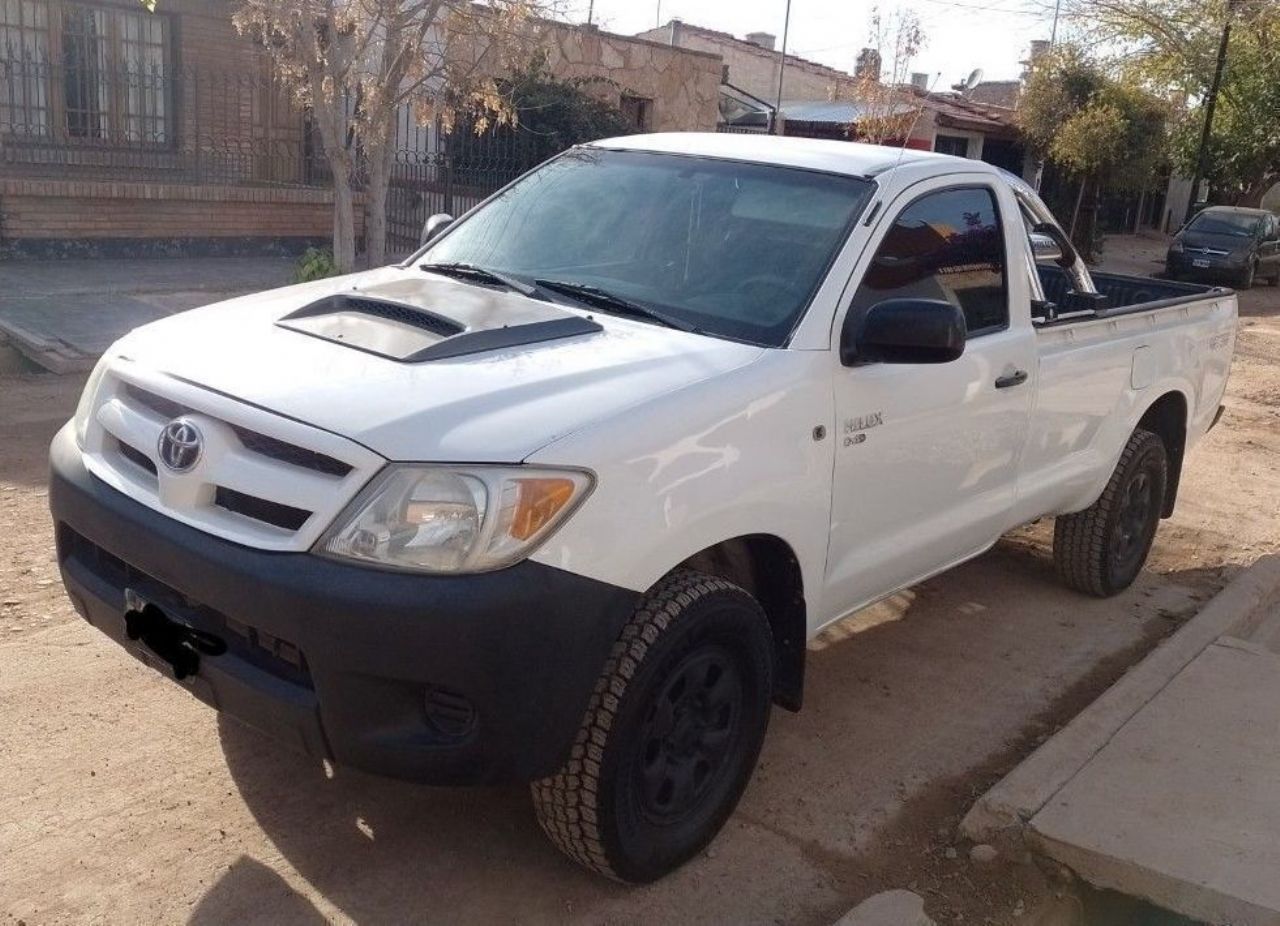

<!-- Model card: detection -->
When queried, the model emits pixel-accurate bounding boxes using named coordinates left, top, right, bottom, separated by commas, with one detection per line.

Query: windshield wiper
left=534, top=279, right=698, bottom=333
left=420, top=261, right=542, bottom=299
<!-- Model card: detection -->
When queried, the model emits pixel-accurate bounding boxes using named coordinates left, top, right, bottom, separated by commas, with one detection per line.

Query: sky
left=561, top=0, right=1056, bottom=87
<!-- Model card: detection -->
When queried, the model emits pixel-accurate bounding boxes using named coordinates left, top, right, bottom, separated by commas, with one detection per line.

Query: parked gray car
left=1166, top=206, right=1280, bottom=289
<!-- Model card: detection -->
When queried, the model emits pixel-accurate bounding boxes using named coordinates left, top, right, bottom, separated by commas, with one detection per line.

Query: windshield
left=1187, top=211, right=1263, bottom=238
left=417, top=148, right=874, bottom=346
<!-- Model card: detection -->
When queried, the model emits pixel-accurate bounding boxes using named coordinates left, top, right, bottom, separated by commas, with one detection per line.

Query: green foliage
left=293, top=247, right=339, bottom=283
left=1021, top=46, right=1169, bottom=193
left=504, top=54, right=634, bottom=168
left=1169, top=19, right=1280, bottom=203
left=1065, top=0, right=1280, bottom=204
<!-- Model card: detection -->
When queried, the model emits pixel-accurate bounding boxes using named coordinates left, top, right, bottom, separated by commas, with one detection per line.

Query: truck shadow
left=207, top=536, right=1233, bottom=925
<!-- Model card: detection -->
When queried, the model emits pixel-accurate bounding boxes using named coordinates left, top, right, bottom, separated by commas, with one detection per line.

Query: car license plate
left=1193, top=259, right=1211, bottom=268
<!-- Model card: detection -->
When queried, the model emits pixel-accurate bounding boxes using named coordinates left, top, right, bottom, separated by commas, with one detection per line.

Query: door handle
left=995, top=369, right=1029, bottom=389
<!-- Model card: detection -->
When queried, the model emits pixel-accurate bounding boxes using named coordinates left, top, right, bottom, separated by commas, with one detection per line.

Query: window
left=619, top=94, right=652, bottom=132
left=423, top=148, right=873, bottom=347
left=1187, top=210, right=1263, bottom=238
left=934, top=134, right=969, bottom=158
left=0, top=1, right=170, bottom=144
left=850, top=186, right=1008, bottom=337
left=0, top=0, right=51, bottom=136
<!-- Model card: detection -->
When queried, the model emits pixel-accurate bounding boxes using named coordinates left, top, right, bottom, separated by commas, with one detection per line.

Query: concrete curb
left=961, top=554, right=1280, bottom=853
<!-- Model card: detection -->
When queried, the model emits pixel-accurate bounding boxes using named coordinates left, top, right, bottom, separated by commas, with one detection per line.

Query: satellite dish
left=964, top=68, right=984, bottom=91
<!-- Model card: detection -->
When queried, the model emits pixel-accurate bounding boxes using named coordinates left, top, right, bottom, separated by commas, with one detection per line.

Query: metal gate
left=384, top=110, right=530, bottom=254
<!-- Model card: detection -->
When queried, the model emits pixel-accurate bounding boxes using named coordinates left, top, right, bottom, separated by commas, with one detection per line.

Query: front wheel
left=531, top=568, right=774, bottom=883
left=1238, top=261, right=1257, bottom=290
left=1053, top=428, right=1168, bottom=597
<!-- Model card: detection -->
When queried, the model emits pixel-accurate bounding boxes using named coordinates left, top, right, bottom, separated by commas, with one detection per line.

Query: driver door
left=820, top=177, right=1037, bottom=624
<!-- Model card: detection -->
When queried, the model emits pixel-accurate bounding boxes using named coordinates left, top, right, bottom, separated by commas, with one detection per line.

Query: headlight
left=1169, top=240, right=1184, bottom=253
left=317, top=464, right=593, bottom=573
left=73, top=354, right=112, bottom=449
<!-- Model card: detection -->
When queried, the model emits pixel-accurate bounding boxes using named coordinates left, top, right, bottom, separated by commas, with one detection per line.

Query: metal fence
left=383, top=107, right=530, bottom=253
left=1, top=54, right=325, bottom=186
left=0, top=53, right=530, bottom=251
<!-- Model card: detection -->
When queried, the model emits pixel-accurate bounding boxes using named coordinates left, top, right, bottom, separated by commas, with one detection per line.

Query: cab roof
left=589, top=132, right=1001, bottom=181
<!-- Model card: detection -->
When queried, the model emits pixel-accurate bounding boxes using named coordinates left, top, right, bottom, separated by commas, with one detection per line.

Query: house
left=0, top=3, right=721, bottom=259
left=910, top=90, right=1028, bottom=176
left=532, top=21, right=721, bottom=134
left=636, top=20, right=857, bottom=114
left=0, top=0, right=339, bottom=258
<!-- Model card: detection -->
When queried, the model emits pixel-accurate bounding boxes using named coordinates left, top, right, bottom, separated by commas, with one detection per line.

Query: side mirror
left=841, top=298, right=966, bottom=366
left=420, top=212, right=455, bottom=246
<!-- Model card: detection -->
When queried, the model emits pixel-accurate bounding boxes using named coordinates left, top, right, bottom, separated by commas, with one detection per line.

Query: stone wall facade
left=533, top=22, right=722, bottom=133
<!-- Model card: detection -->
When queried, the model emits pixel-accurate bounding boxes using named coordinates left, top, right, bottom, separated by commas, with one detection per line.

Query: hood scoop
left=277, top=293, right=602, bottom=362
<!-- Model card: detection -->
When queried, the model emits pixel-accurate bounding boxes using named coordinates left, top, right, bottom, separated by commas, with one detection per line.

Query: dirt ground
left=2, top=270, right=1279, bottom=925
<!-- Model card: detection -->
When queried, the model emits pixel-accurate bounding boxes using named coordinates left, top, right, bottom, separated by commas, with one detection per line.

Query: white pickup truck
left=51, top=133, right=1236, bottom=882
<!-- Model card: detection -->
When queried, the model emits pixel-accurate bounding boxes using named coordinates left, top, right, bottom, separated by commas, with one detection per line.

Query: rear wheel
left=532, top=568, right=774, bottom=883
left=1053, top=428, right=1167, bottom=597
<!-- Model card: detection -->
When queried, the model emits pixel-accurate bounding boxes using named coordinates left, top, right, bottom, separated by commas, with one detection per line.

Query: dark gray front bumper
left=49, top=425, right=637, bottom=784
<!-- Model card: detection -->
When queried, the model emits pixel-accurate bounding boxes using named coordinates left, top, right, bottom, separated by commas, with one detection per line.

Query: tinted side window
left=850, top=186, right=1008, bottom=337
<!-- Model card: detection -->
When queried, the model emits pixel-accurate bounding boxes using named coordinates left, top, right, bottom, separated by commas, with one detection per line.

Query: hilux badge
left=157, top=418, right=204, bottom=473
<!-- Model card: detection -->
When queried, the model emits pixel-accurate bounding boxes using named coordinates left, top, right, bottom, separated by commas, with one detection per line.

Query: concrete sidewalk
left=0, top=257, right=294, bottom=373
left=964, top=556, right=1280, bottom=925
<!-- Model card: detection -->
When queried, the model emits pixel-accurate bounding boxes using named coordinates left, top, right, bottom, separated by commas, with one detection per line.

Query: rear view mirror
left=420, top=213, right=455, bottom=246
left=841, top=298, right=966, bottom=366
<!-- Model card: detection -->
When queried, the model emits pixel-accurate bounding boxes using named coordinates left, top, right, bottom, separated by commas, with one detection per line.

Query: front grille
left=227, top=425, right=352, bottom=477
left=126, top=383, right=186, bottom=420
left=124, top=383, right=352, bottom=478
left=215, top=486, right=312, bottom=531
left=117, top=440, right=157, bottom=476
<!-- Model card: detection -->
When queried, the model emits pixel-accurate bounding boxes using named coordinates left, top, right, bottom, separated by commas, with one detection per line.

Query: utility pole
left=1033, top=0, right=1063, bottom=191
left=773, top=0, right=792, bottom=135
left=1186, top=0, right=1240, bottom=224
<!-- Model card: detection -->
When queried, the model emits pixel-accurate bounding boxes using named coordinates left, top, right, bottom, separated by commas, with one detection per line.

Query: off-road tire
left=1054, top=427, right=1168, bottom=597
left=531, top=568, right=773, bottom=883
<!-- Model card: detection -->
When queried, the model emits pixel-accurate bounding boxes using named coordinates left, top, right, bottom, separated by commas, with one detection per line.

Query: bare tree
left=234, top=1, right=543, bottom=272
left=842, top=7, right=926, bottom=145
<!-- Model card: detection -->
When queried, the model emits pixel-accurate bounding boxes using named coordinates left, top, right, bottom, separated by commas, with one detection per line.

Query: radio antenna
left=875, top=67, right=978, bottom=215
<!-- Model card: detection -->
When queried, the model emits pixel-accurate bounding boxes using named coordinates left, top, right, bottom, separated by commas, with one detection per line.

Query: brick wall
left=0, top=179, right=356, bottom=258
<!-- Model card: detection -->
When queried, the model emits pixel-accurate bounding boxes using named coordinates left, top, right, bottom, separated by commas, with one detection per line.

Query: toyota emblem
left=157, top=418, right=204, bottom=473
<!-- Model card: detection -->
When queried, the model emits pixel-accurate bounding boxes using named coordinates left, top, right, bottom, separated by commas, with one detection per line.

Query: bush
left=293, top=247, right=339, bottom=283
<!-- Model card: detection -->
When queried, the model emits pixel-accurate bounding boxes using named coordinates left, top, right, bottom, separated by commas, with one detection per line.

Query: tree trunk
left=1069, top=176, right=1087, bottom=238
left=363, top=137, right=395, bottom=267
left=309, top=80, right=358, bottom=273
left=331, top=165, right=357, bottom=274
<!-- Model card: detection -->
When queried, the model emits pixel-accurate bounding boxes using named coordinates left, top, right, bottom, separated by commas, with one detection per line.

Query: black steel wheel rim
left=1112, top=468, right=1155, bottom=571
left=635, top=645, right=744, bottom=824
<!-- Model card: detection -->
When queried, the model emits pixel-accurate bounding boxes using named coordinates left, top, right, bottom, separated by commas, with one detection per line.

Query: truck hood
left=114, top=267, right=764, bottom=462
